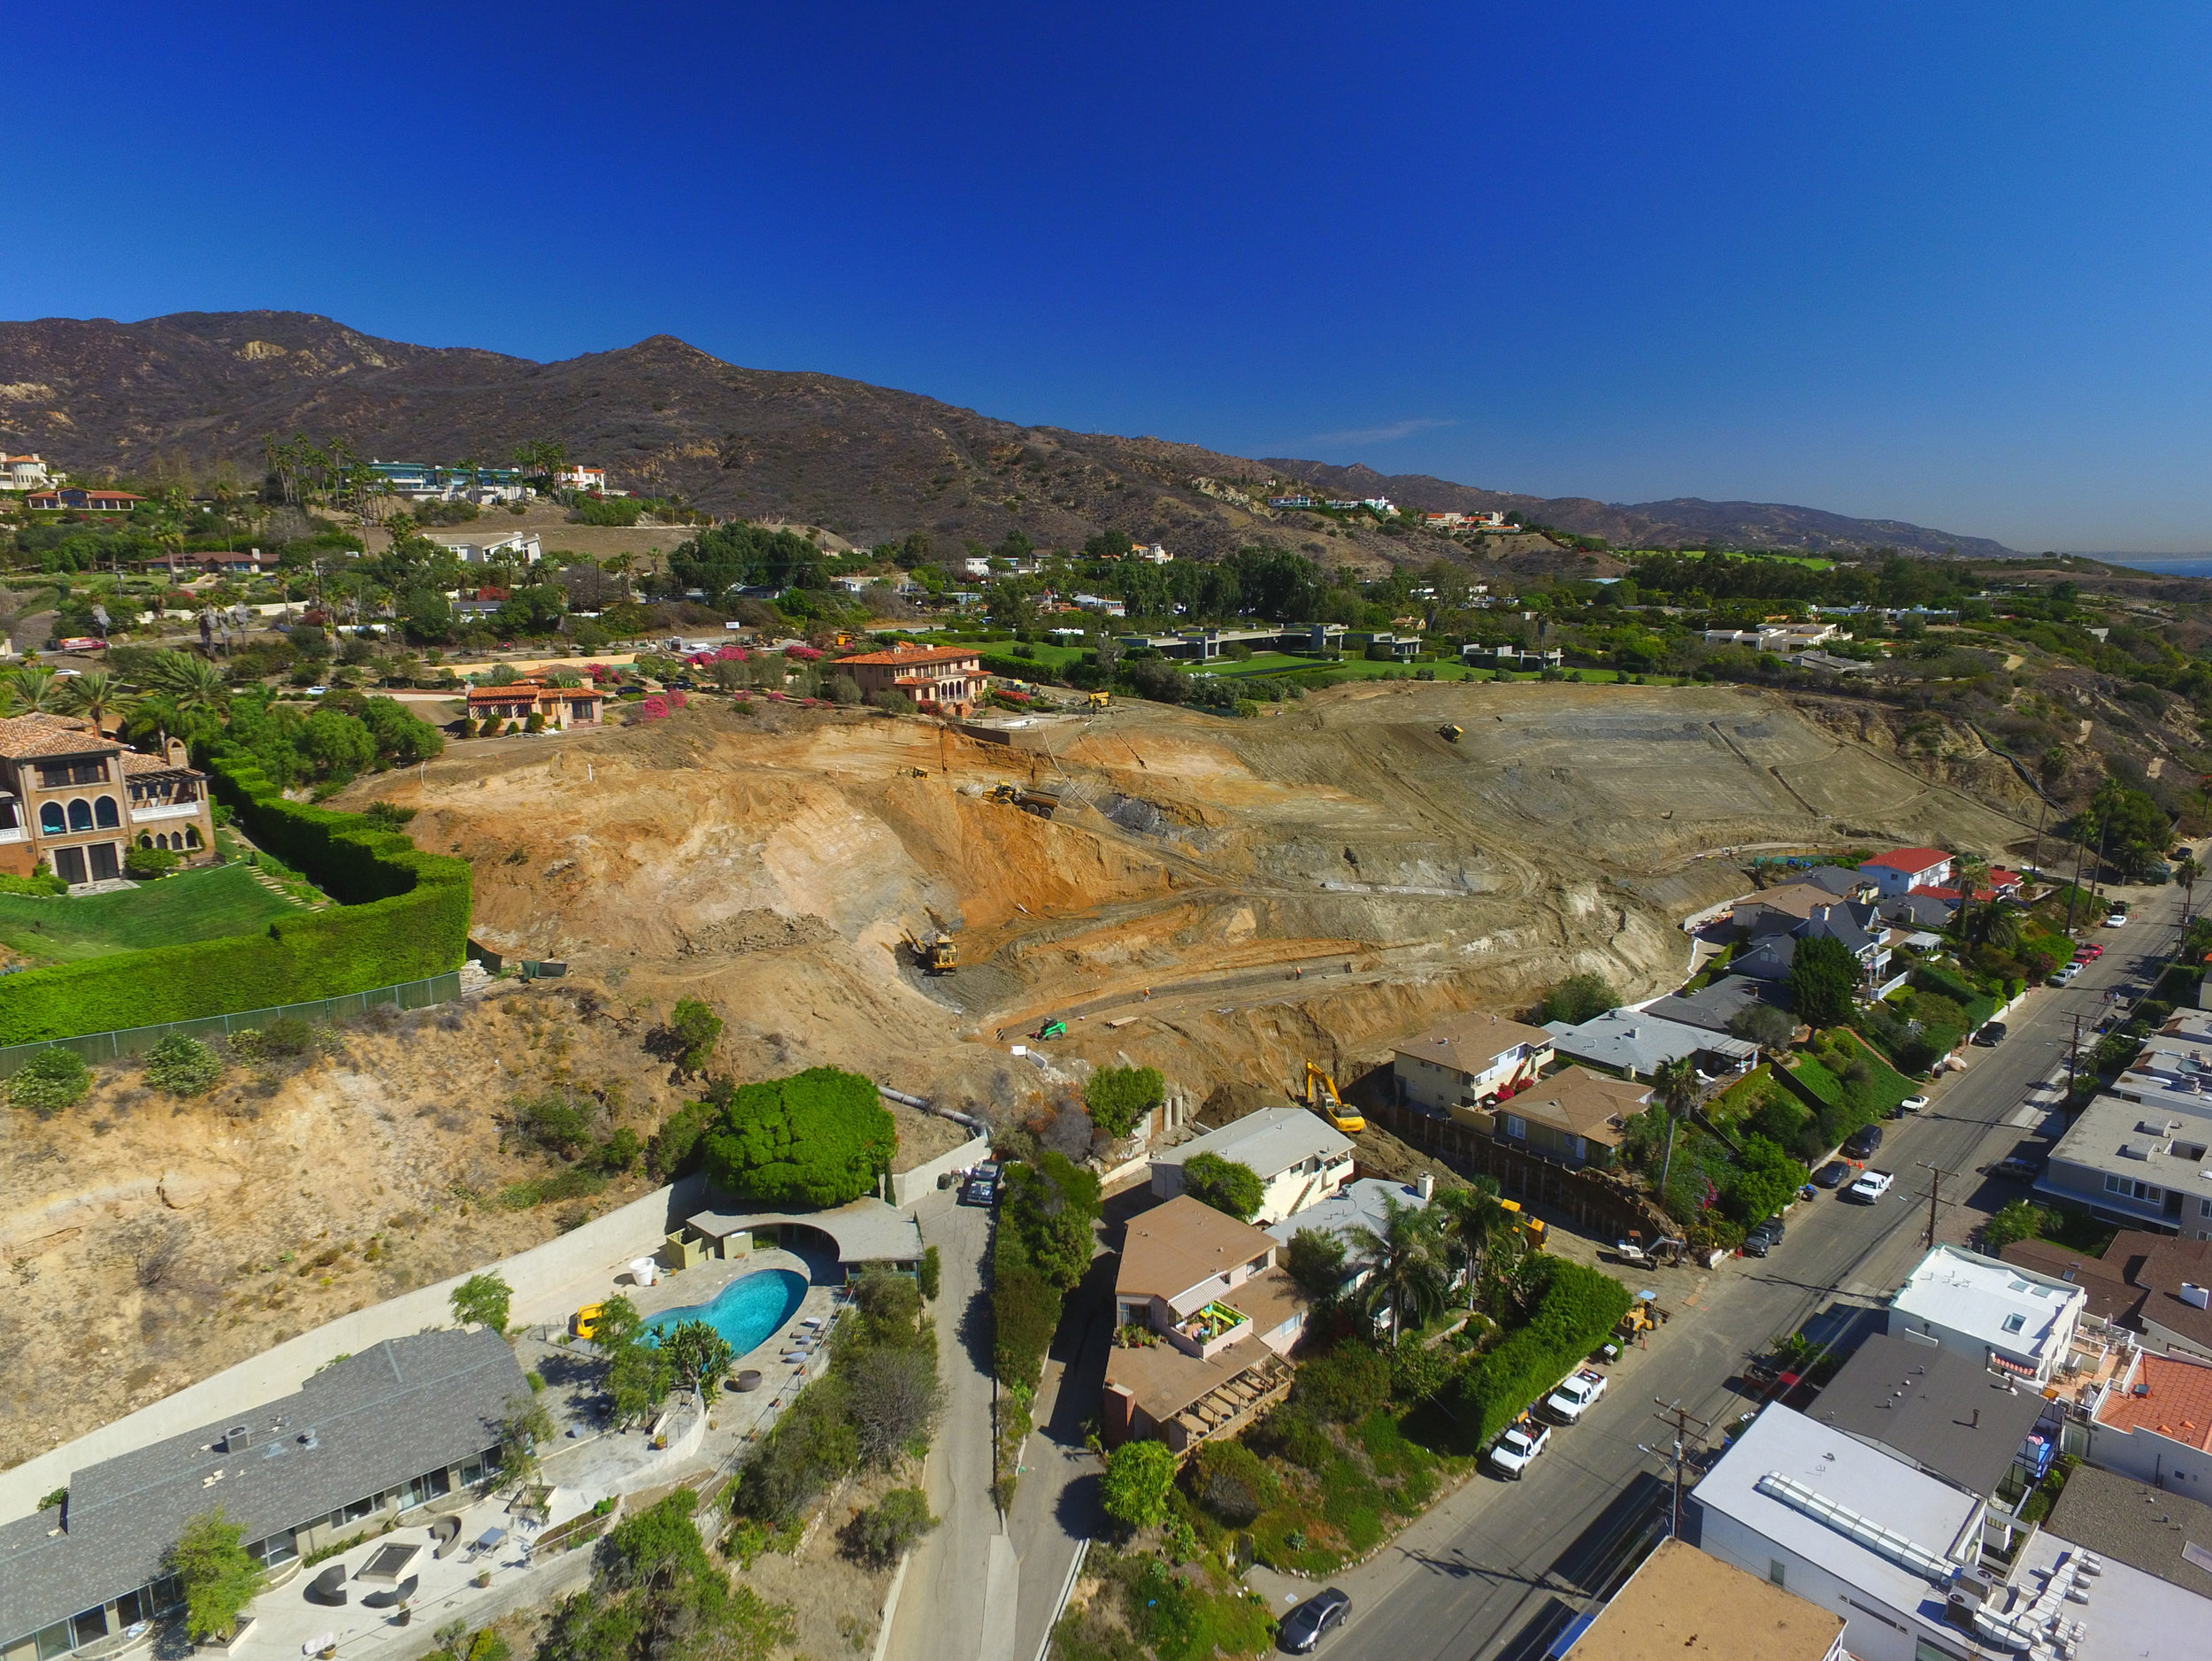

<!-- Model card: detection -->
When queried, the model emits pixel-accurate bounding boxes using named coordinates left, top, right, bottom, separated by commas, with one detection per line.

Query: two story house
left=833, top=644, right=985, bottom=715
left=0, top=716, right=216, bottom=886
left=1856, top=845, right=1954, bottom=896
left=1391, top=1011, right=1556, bottom=1114
left=1456, top=1065, right=1652, bottom=1168
left=1148, top=1108, right=1354, bottom=1227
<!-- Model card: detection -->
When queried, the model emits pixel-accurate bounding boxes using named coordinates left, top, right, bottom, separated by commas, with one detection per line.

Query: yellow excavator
left=1302, top=1061, right=1365, bottom=1134
left=1087, top=690, right=1110, bottom=711
left=902, top=925, right=958, bottom=974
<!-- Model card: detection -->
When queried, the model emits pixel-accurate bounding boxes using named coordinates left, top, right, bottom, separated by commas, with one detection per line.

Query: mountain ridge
left=0, top=310, right=2018, bottom=559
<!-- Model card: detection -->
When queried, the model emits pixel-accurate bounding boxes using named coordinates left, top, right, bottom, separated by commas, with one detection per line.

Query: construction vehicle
left=1087, top=690, right=1110, bottom=711
left=902, top=926, right=958, bottom=975
left=1033, top=1018, right=1068, bottom=1042
left=1439, top=723, right=1463, bottom=743
left=1614, top=1292, right=1665, bottom=1342
left=1498, top=1197, right=1548, bottom=1250
left=1300, top=1061, right=1365, bottom=1134
left=987, top=782, right=1021, bottom=804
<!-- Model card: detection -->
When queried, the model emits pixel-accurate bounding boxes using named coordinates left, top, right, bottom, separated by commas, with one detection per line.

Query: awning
left=1989, top=1351, right=2038, bottom=1378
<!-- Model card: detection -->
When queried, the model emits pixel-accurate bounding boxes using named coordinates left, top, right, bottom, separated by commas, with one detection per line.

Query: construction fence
left=0, top=969, right=465, bottom=1075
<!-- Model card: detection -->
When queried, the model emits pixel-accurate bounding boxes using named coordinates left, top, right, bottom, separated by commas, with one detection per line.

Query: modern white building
left=0, top=455, right=54, bottom=492
left=431, top=530, right=543, bottom=566
left=1887, top=1244, right=2088, bottom=1385
left=1148, top=1107, right=1353, bottom=1227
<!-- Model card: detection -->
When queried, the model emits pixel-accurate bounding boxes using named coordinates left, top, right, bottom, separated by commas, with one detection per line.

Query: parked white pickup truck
left=1489, top=1416, right=1552, bottom=1479
left=1545, top=1367, right=1609, bottom=1423
left=1847, top=1169, right=1895, bottom=1203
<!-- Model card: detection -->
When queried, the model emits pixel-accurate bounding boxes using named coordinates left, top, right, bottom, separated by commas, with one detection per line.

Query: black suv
left=1742, top=1216, right=1786, bottom=1257
left=1841, top=1124, right=1884, bottom=1161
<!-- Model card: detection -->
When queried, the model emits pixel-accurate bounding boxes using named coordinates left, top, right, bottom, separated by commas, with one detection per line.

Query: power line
left=1644, top=1399, right=1717, bottom=1539
left=1915, top=1158, right=1964, bottom=1250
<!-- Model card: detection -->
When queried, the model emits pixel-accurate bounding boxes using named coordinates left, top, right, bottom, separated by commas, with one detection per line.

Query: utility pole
left=2066, top=1013, right=2083, bottom=1108
left=1916, top=1159, right=1962, bottom=1250
left=1645, top=1399, right=1717, bottom=1539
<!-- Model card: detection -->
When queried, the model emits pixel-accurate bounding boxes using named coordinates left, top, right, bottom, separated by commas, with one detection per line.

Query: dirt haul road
left=392, top=678, right=2035, bottom=1107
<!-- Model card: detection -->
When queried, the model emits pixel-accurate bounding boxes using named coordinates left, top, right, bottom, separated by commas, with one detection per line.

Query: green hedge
left=0, top=747, right=471, bottom=1044
left=1453, top=1260, right=1632, bottom=1445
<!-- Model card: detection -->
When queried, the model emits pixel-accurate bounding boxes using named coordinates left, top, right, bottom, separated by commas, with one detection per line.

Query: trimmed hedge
left=1453, top=1260, right=1633, bottom=1446
left=0, top=746, right=471, bottom=1044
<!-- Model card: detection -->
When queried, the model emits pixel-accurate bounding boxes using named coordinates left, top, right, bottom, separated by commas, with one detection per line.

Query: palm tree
left=1652, top=1056, right=1700, bottom=1215
left=1347, top=1195, right=1450, bottom=1349
left=148, top=651, right=230, bottom=717
left=1435, top=1179, right=1517, bottom=1311
left=8, top=668, right=65, bottom=713
left=57, top=671, right=134, bottom=735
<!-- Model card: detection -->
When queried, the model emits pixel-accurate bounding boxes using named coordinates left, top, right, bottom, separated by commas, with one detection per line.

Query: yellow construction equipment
left=902, top=926, right=958, bottom=974
left=1301, top=1061, right=1365, bottom=1133
left=1498, top=1198, right=1548, bottom=1250
left=1439, top=724, right=1463, bottom=743
left=987, top=783, right=1021, bottom=804
left=1087, top=690, right=1111, bottom=711
left=1615, top=1296, right=1659, bottom=1341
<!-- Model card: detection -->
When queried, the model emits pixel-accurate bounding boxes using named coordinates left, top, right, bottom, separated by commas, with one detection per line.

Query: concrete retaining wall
left=891, top=1134, right=991, bottom=1206
left=0, top=1174, right=708, bottom=1525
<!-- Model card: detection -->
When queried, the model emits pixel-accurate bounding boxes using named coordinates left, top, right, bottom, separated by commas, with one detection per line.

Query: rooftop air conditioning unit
left=2184, top=1284, right=2212, bottom=1311
left=221, top=1425, right=253, bottom=1453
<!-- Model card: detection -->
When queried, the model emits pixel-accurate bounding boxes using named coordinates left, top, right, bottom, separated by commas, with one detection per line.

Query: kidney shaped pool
left=643, top=1267, right=809, bottom=1357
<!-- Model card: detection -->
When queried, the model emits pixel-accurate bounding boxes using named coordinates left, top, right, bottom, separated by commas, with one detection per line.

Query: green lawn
left=0, top=862, right=304, bottom=965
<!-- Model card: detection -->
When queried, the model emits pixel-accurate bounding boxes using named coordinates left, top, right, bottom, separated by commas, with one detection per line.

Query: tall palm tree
left=57, top=671, right=134, bottom=735
left=8, top=667, right=65, bottom=714
left=2178, top=854, right=2201, bottom=928
left=1348, top=1195, right=1450, bottom=1349
left=148, top=651, right=230, bottom=717
left=1652, top=1056, right=1701, bottom=1215
left=1435, top=1178, right=1517, bottom=1311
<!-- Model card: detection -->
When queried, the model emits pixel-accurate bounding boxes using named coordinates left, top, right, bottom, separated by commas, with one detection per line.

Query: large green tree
left=1348, top=1193, right=1451, bottom=1346
left=1179, top=1152, right=1265, bottom=1221
left=1786, top=934, right=1859, bottom=1028
left=700, top=1067, right=896, bottom=1208
left=165, top=1510, right=266, bottom=1642
left=1099, top=1441, right=1177, bottom=1533
left=1084, top=1065, right=1164, bottom=1140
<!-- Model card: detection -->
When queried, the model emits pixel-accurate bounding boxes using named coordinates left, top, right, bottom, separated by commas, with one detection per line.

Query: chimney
left=165, top=737, right=188, bottom=769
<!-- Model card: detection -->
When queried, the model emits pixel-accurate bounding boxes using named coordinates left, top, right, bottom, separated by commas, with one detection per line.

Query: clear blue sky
left=8, top=3, right=2212, bottom=550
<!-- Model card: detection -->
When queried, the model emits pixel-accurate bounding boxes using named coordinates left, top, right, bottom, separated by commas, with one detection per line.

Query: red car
left=2074, top=944, right=2104, bottom=961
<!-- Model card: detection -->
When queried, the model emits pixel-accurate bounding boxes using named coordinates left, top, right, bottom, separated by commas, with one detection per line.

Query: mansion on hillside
left=0, top=716, right=216, bottom=886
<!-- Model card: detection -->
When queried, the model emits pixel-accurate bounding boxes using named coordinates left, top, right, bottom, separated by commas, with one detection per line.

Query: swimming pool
left=644, top=1268, right=810, bottom=1357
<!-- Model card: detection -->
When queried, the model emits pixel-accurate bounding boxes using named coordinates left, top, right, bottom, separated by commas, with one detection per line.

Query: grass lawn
left=1829, top=1031, right=1920, bottom=1112
left=0, top=862, right=303, bottom=965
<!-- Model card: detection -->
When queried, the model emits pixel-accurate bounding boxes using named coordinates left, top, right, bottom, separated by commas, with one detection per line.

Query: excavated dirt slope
left=0, top=679, right=2037, bottom=1469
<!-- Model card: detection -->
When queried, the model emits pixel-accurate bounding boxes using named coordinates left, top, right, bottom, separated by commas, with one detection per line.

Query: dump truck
left=1301, top=1061, right=1365, bottom=1134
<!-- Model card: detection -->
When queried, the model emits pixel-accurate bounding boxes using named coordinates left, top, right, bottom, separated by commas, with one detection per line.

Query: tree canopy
left=1180, top=1152, right=1266, bottom=1221
left=1084, top=1064, right=1164, bottom=1140
left=165, top=1509, right=265, bottom=1642
left=700, top=1067, right=895, bottom=1208
left=1785, top=934, right=1858, bottom=1028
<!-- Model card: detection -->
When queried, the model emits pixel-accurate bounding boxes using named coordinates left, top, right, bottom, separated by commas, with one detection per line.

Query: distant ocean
left=2089, top=555, right=2212, bottom=578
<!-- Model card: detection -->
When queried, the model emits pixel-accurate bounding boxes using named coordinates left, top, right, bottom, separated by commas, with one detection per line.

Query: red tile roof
left=837, top=645, right=981, bottom=669
left=2099, top=1353, right=2212, bottom=1450
left=1862, top=846, right=1950, bottom=873
left=0, top=713, right=117, bottom=761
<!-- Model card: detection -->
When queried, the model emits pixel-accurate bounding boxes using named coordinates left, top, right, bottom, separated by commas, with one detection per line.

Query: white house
left=432, top=530, right=543, bottom=567
left=1857, top=846, right=1955, bottom=896
left=0, top=455, right=55, bottom=492
left=1148, top=1107, right=1354, bottom=1227
left=1390, top=1011, right=1555, bottom=1114
left=1887, top=1243, right=2087, bottom=1385
left=555, top=465, right=608, bottom=492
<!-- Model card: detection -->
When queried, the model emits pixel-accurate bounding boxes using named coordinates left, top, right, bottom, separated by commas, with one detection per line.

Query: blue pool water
left=643, top=1268, right=809, bottom=1357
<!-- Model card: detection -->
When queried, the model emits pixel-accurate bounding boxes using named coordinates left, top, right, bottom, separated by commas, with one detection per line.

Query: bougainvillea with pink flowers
left=785, top=644, right=823, bottom=663
left=641, top=695, right=671, bottom=719
left=670, top=690, right=688, bottom=708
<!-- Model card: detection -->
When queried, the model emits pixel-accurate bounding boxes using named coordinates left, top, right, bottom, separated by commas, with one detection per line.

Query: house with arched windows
left=0, top=715, right=216, bottom=887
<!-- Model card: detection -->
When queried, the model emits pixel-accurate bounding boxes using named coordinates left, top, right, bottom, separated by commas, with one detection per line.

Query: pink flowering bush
left=671, top=690, right=688, bottom=708
left=785, top=644, right=823, bottom=663
left=641, top=695, right=671, bottom=720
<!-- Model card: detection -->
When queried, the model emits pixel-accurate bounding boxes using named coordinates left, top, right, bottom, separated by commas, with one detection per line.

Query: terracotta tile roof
left=1861, top=846, right=1950, bottom=873
left=2097, top=1353, right=2212, bottom=1450
left=836, top=645, right=981, bottom=669
left=1116, top=1196, right=1278, bottom=1303
left=119, top=750, right=201, bottom=777
left=0, top=713, right=116, bottom=761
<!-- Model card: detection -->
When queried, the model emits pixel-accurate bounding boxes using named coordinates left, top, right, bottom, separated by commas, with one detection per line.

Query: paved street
left=1304, top=873, right=2191, bottom=1661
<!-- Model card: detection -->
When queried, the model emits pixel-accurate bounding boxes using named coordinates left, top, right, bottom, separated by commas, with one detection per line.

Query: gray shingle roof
left=1811, top=1332, right=2046, bottom=1498
left=2045, top=1461, right=2212, bottom=1600
left=1542, top=1008, right=1758, bottom=1076
left=0, top=1327, right=526, bottom=1645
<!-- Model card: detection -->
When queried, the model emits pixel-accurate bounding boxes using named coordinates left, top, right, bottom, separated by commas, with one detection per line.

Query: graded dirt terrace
left=0, top=678, right=2039, bottom=1472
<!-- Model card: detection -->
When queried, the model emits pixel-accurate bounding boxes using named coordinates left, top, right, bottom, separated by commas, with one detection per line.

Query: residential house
left=1797, top=865, right=1878, bottom=902
left=0, top=715, right=215, bottom=885
left=1263, top=1175, right=1437, bottom=1298
left=554, top=465, right=608, bottom=492
left=1856, top=847, right=1955, bottom=896
left=0, top=455, right=54, bottom=492
left=1541, top=1006, right=1758, bottom=1080
left=2084, top=1350, right=2212, bottom=1492
left=2044, top=1462, right=2212, bottom=1602
left=0, top=1328, right=523, bottom=1661
left=1657, top=974, right=1787, bottom=1037
left=1132, top=542, right=1173, bottom=564
left=1463, top=642, right=1563, bottom=670
left=1345, top=630, right=1421, bottom=660
left=1887, top=1243, right=2088, bottom=1386
left=26, top=488, right=140, bottom=513
left=1812, top=1332, right=2053, bottom=1504
left=2037, top=1092, right=2212, bottom=1234
left=1877, top=891, right=1956, bottom=932
left=1456, top=1065, right=1651, bottom=1168
left=833, top=644, right=984, bottom=715
left=1700, top=621, right=1847, bottom=651
left=1390, top=1011, right=1555, bottom=1114
left=1999, top=1236, right=2139, bottom=1328
left=1694, top=1400, right=2203, bottom=1661
left=1148, top=1107, right=1354, bottom=1227
left=1071, top=594, right=1126, bottom=618
left=2006, top=1229, right=2212, bottom=1357
left=370, top=462, right=526, bottom=504
left=1555, top=1537, right=1846, bottom=1661
left=433, top=531, right=542, bottom=567
left=1793, top=650, right=1871, bottom=674
left=1102, top=1196, right=1307, bottom=1453
left=465, top=680, right=603, bottom=731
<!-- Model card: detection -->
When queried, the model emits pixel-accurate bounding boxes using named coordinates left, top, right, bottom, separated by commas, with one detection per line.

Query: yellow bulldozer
left=902, top=926, right=957, bottom=975
left=1301, top=1061, right=1365, bottom=1134
left=1439, top=724, right=1463, bottom=743
left=1087, top=690, right=1110, bottom=711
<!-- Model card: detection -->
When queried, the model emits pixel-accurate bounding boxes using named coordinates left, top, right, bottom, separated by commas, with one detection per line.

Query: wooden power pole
left=1916, top=1159, right=1963, bottom=1250
left=1645, top=1399, right=1717, bottom=1539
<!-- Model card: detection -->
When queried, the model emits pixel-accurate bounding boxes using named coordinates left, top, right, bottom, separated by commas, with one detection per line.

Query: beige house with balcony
left=0, top=716, right=215, bottom=886
left=1102, top=1196, right=1308, bottom=1453
left=1392, top=1010, right=1556, bottom=1114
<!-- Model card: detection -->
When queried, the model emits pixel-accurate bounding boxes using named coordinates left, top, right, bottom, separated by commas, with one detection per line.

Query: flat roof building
left=1887, top=1243, right=2088, bottom=1384
left=1810, top=1332, right=2049, bottom=1501
left=2036, top=1090, right=2212, bottom=1235
left=1557, top=1537, right=1845, bottom=1661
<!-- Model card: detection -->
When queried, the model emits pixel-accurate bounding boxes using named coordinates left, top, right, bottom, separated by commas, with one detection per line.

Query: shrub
left=1100, top=1441, right=1177, bottom=1532
left=1191, top=1440, right=1278, bottom=1526
left=700, top=1066, right=896, bottom=1208
left=1085, top=1065, right=1164, bottom=1140
left=0, top=869, right=67, bottom=896
left=143, top=1034, right=223, bottom=1096
left=450, top=1272, right=512, bottom=1333
left=9, top=1048, right=89, bottom=1117
left=1786, top=934, right=1858, bottom=1027
left=664, top=997, right=723, bottom=1073
left=1292, top=1344, right=1390, bottom=1423
left=1180, top=1152, right=1265, bottom=1221
left=992, top=1263, right=1059, bottom=1385
left=841, top=1488, right=938, bottom=1566
left=1452, top=1260, right=1632, bottom=1445
left=124, top=844, right=180, bottom=880
left=1533, top=973, right=1621, bottom=1025
left=918, top=1244, right=941, bottom=1301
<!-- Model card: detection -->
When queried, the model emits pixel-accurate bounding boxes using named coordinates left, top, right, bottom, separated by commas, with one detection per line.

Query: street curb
left=1031, top=1536, right=1089, bottom=1661
left=870, top=1549, right=912, bottom=1661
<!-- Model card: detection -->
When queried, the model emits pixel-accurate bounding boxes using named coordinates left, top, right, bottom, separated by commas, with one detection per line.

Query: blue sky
left=8, top=4, right=2212, bottom=550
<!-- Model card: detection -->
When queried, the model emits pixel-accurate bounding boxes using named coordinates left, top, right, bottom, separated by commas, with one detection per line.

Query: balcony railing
left=129, top=800, right=203, bottom=823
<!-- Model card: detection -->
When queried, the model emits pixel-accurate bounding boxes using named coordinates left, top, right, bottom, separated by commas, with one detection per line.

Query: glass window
left=151, top=1578, right=182, bottom=1615
left=65, top=799, right=92, bottom=833
left=94, top=796, right=119, bottom=829
left=2003, top=1313, right=2026, bottom=1334
left=72, top=1607, right=110, bottom=1649
left=252, top=1527, right=297, bottom=1566
left=1768, top=1558, right=1786, bottom=1588
left=342, top=1495, right=377, bottom=1523
left=34, top=1621, right=72, bottom=1660
left=38, top=802, right=64, bottom=834
left=114, top=1591, right=144, bottom=1627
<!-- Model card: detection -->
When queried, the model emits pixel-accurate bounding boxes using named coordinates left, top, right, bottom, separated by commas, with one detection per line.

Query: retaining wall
left=891, top=1134, right=991, bottom=1205
left=0, top=1174, right=708, bottom=1525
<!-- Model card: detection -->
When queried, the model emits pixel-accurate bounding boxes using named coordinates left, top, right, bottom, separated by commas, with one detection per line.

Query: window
left=2003, top=1312, right=2026, bottom=1334
left=37, top=760, right=105, bottom=788
left=38, top=802, right=64, bottom=834
left=1768, top=1558, right=1786, bottom=1588
left=33, top=1621, right=72, bottom=1661
left=2200, top=1198, right=2212, bottom=1220
left=71, top=1607, right=110, bottom=1649
left=2106, top=1175, right=2164, bottom=1203
left=1504, top=1114, right=1527, bottom=1140
left=250, top=1527, right=297, bottom=1566
left=65, top=799, right=92, bottom=833
left=93, top=796, right=119, bottom=829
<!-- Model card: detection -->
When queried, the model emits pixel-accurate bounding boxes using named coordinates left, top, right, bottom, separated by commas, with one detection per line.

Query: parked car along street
left=1280, top=1588, right=1352, bottom=1653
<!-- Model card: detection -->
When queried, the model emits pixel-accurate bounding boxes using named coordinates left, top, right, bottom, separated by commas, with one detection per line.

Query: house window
left=37, top=761, right=105, bottom=788
left=39, top=802, right=64, bottom=834
left=94, top=796, right=119, bottom=829
left=1504, top=1115, right=1527, bottom=1140
left=33, top=1621, right=72, bottom=1660
left=65, top=799, right=92, bottom=832
left=250, top=1527, right=297, bottom=1566
left=2106, top=1175, right=2165, bottom=1203
left=1768, top=1558, right=1786, bottom=1588
left=2200, top=1198, right=2212, bottom=1219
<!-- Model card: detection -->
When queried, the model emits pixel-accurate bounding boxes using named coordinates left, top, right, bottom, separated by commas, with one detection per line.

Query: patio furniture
left=733, top=1370, right=763, bottom=1393
left=430, top=1517, right=464, bottom=1558
left=358, top=1576, right=417, bottom=1611
left=467, top=1527, right=508, bottom=1560
left=305, top=1567, right=347, bottom=1606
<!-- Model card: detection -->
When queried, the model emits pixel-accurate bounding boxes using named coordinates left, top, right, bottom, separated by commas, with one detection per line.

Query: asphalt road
left=1299, top=874, right=2191, bottom=1661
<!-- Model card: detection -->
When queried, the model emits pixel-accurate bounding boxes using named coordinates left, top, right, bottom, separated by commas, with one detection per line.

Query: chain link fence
left=0, top=969, right=464, bottom=1075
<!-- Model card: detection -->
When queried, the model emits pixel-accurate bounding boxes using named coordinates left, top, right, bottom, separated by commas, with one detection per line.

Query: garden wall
left=0, top=749, right=472, bottom=1044
left=890, top=1133, right=991, bottom=1206
left=0, top=1173, right=708, bottom=1526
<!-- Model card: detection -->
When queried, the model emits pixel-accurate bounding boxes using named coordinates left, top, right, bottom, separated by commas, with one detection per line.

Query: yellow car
left=573, top=1303, right=605, bottom=1341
